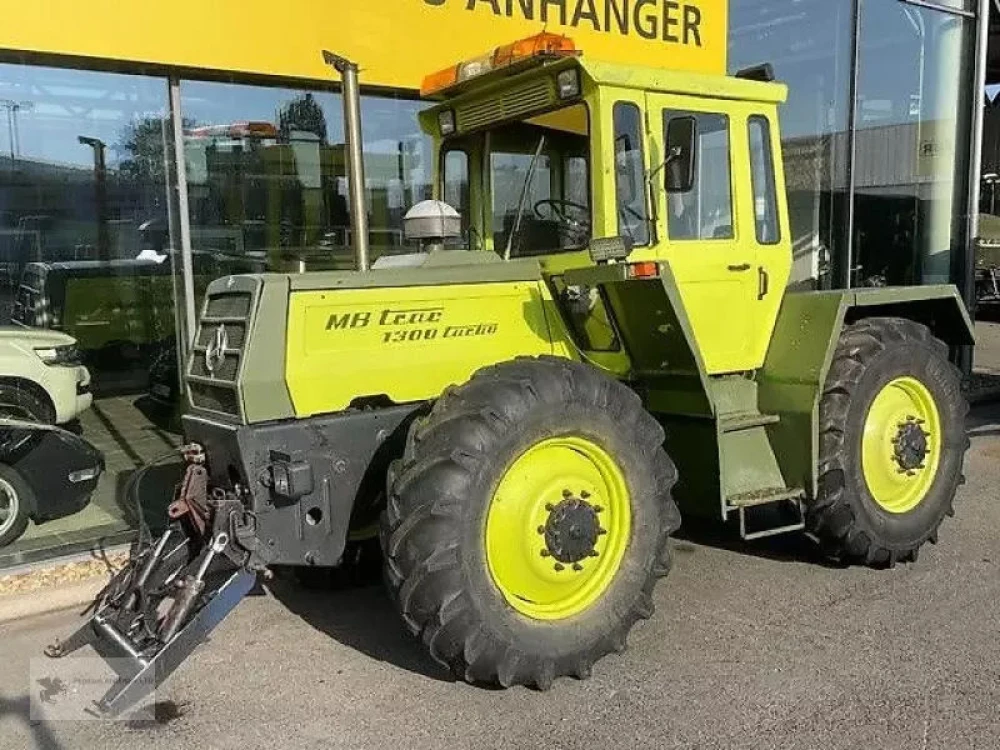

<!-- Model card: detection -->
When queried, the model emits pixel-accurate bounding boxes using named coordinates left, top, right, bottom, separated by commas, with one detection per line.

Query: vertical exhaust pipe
left=323, top=51, right=370, bottom=272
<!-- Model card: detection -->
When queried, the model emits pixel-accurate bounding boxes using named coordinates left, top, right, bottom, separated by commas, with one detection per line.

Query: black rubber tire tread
left=810, top=317, right=969, bottom=567
left=0, top=464, right=34, bottom=547
left=381, top=356, right=680, bottom=689
left=0, top=381, right=55, bottom=424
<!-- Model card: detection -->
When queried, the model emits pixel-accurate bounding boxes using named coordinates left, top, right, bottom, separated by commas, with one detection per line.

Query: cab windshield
left=443, top=103, right=591, bottom=258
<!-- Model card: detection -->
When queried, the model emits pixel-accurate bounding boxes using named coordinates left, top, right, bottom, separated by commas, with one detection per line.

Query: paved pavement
left=4, top=403, right=1000, bottom=750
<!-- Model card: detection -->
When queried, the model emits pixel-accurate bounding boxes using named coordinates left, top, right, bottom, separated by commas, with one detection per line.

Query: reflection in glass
left=729, top=0, right=853, bottom=288
left=0, top=61, right=182, bottom=567
left=179, top=81, right=432, bottom=275
left=853, top=2, right=973, bottom=287
left=0, top=63, right=174, bottom=393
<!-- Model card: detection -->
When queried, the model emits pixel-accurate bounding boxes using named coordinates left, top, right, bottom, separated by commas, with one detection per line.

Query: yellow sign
left=1, top=0, right=726, bottom=89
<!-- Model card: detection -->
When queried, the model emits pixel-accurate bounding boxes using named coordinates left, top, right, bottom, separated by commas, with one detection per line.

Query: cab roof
left=428, top=54, right=787, bottom=112
left=580, top=57, right=788, bottom=104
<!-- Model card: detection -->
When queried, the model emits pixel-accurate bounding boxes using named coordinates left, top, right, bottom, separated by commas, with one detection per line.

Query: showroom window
left=729, top=0, right=976, bottom=294
left=0, top=61, right=181, bottom=566
left=852, top=0, right=975, bottom=287
left=179, top=81, right=433, bottom=277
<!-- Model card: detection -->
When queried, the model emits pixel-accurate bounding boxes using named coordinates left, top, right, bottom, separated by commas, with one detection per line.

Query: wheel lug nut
left=589, top=550, right=599, bottom=557
left=597, top=527, right=607, bottom=536
left=594, top=505, right=604, bottom=513
left=562, top=489, right=572, bottom=498
left=537, top=525, right=545, bottom=535
left=580, top=490, right=590, bottom=499
left=554, top=563, right=565, bottom=572
left=540, top=549, right=550, bottom=557
left=572, top=563, right=583, bottom=572
left=545, top=503, right=555, bottom=512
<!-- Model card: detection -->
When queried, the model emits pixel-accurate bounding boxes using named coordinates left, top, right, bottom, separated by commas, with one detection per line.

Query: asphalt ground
left=3, top=402, right=1000, bottom=750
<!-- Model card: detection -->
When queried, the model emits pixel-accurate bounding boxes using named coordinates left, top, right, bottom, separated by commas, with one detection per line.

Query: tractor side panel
left=285, top=281, right=559, bottom=416
left=576, top=270, right=720, bottom=514
left=757, top=291, right=846, bottom=499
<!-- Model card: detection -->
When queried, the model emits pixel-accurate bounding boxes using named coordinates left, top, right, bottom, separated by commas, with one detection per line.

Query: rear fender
left=758, top=285, right=973, bottom=499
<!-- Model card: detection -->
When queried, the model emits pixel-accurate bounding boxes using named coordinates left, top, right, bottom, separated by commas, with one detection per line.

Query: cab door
left=646, top=94, right=759, bottom=374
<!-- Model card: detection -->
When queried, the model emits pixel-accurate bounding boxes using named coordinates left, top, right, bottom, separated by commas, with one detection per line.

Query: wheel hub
left=862, top=376, right=942, bottom=514
left=892, top=419, right=929, bottom=472
left=542, top=494, right=603, bottom=567
left=485, top=435, right=631, bottom=620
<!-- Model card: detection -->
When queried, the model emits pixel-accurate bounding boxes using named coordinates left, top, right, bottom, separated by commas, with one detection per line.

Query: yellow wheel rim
left=861, top=376, right=941, bottom=514
left=485, top=436, right=631, bottom=621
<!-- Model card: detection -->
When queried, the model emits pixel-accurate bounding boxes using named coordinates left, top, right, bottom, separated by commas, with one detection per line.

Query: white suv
left=0, top=327, right=92, bottom=424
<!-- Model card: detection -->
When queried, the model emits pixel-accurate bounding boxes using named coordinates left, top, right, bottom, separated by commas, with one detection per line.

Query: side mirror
left=665, top=116, right=696, bottom=193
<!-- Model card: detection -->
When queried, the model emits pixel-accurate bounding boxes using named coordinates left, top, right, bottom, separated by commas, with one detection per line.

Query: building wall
left=0, top=0, right=984, bottom=566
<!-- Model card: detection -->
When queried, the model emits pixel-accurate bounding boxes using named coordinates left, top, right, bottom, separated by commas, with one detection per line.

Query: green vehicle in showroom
left=47, top=33, right=972, bottom=714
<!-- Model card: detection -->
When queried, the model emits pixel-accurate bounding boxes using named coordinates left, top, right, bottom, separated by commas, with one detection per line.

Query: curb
left=0, top=576, right=107, bottom=626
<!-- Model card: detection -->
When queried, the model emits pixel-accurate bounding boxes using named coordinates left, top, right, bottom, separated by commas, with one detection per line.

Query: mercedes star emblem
left=205, top=324, right=229, bottom=377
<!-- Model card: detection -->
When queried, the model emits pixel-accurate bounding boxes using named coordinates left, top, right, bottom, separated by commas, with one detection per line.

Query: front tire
left=0, top=382, right=55, bottom=424
left=809, top=317, right=968, bottom=566
left=381, top=357, right=679, bottom=688
left=0, top=465, right=34, bottom=547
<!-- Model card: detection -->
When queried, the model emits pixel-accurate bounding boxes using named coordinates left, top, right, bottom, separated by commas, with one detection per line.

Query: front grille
left=205, top=293, right=252, bottom=319
left=188, top=289, right=254, bottom=419
left=457, top=78, right=555, bottom=132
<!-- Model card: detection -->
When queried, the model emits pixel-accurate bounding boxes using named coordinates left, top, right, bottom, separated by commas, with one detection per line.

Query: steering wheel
left=533, top=199, right=591, bottom=244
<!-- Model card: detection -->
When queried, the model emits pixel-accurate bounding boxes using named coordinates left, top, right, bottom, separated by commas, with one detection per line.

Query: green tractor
left=47, top=33, right=973, bottom=713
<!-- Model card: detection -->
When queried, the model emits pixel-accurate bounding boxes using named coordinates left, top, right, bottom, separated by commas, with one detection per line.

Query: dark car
left=0, top=420, right=104, bottom=547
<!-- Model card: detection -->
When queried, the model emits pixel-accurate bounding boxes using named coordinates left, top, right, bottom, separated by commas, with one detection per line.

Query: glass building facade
left=730, top=0, right=981, bottom=295
left=0, top=60, right=432, bottom=567
left=0, top=0, right=989, bottom=567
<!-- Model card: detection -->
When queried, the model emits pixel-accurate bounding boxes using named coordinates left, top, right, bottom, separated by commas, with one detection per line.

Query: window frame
left=662, top=109, right=736, bottom=243
left=612, top=100, right=652, bottom=248
left=747, top=115, right=782, bottom=246
left=484, top=102, right=594, bottom=259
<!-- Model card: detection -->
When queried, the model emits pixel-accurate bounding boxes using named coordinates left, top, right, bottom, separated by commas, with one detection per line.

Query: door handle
left=727, top=263, right=751, bottom=272
left=758, top=266, right=769, bottom=300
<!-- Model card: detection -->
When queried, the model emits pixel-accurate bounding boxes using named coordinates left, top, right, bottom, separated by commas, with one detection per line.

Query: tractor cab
left=418, top=33, right=794, bottom=374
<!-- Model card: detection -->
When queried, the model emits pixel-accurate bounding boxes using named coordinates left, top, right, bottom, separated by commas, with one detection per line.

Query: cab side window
left=442, top=149, right=471, bottom=247
left=748, top=116, right=780, bottom=244
left=613, top=103, right=650, bottom=246
left=663, top=111, right=733, bottom=241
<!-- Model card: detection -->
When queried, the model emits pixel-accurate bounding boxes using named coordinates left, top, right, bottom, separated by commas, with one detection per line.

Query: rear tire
left=809, top=317, right=968, bottom=566
left=381, top=357, right=679, bottom=688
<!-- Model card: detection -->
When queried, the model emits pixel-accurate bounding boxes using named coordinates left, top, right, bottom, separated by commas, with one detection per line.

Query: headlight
left=68, top=466, right=101, bottom=483
left=438, top=109, right=456, bottom=136
left=556, top=69, right=581, bottom=99
left=35, top=343, right=80, bottom=366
